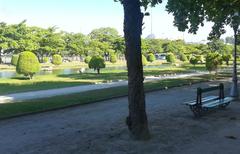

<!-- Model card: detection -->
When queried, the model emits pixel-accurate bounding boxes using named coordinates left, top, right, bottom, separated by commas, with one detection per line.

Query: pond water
left=0, top=64, right=172, bottom=79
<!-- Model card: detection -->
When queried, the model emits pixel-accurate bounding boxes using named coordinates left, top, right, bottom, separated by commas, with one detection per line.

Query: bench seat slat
left=202, top=97, right=234, bottom=108
left=184, top=96, right=218, bottom=106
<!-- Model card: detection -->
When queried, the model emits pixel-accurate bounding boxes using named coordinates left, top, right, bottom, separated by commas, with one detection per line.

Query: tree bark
left=0, top=49, right=2, bottom=64
left=123, top=0, right=150, bottom=140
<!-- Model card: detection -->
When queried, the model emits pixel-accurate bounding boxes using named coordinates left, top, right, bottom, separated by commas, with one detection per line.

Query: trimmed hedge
left=52, top=54, right=62, bottom=65
left=166, top=53, right=176, bottom=63
left=16, top=51, right=40, bottom=79
left=147, top=53, right=156, bottom=62
left=88, top=55, right=106, bottom=74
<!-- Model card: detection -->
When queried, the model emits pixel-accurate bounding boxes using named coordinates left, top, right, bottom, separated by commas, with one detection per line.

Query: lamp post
left=230, top=11, right=239, bottom=98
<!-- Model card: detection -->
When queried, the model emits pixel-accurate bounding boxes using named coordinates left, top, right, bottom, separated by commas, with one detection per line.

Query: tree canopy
left=166, top=0, right=240, bottom=39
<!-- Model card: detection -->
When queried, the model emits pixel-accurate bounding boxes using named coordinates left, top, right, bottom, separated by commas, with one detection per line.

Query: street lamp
left=230, top=11, right=239, bottom=98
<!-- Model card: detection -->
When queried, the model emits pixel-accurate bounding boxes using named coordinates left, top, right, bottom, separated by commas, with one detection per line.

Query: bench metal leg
left=219, top=102, right=230, bottom=109
left=190, top=105, right=203, bottom=117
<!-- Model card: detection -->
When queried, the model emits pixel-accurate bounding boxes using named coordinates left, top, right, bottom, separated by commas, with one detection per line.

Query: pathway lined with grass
left=0, top=71, right=209, bottom=103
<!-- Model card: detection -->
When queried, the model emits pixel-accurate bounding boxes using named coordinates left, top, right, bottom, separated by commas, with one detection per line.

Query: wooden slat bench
left=184, top=83, right=234, bottom=117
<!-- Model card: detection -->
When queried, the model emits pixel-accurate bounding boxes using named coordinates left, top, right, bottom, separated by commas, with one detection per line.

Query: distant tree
left=179, top=52, right=188, bottom=62
left=64, top=32, right=86, bottom=58
left=16, top=51, right=40, bottom=79
left=195, top=55, right=205, bottom=64
left=189, top=56, right=198, bottom=67
left=88, top=56, right=106, bottom=74
left=225, top=36, right=234, bottom=44
left=147, top=53, right=155, bottom=62
left=37, top=27, right=65, bottom=62
left=206, top=52, right=222, bottom=74
left=11, top=54, right=19, bottom=66
left=0, top=22, right=10, bottom=64
left=222, top=54, right=232, bottom=65
left=207, top=39, right=226, bottom=54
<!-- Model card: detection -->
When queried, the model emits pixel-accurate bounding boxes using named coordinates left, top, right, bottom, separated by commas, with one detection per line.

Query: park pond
left=0, top=64, right=174, bottom=79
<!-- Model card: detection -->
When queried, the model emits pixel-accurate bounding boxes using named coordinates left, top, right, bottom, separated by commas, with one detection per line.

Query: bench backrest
left=196, top=83, right=224, bottom=105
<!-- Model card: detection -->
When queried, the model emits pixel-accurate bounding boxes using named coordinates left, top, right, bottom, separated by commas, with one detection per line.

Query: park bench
left=184, top=83, right=234, bottom=117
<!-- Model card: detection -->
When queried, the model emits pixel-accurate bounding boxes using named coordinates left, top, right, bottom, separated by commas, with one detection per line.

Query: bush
left=142, top=55, right=148, bottom=66
left=196, top=55, right=204, bottom=63
left=84, top=56, right=91, bottom=64
left=88, top=55, right=106, bottom=74
left=179, top=52, right=188, bottom=62
left=43, top=57, right=49, bottom=63
left=166, top=53, right=176, bottom=63
left=110, top=54, right=117, bottom=63
left=206, top=52, right=222, bottom=74
left=52, top=54, right=62, bottom=65
left=189, top=56, right=198, bottom=67
left=11, top=54, right=19, bottom=66
left=222, top=54, right=232, bottom=65
left=147, top=53, right=156, bottom=62
left=16, top=51, right=40, bottom=79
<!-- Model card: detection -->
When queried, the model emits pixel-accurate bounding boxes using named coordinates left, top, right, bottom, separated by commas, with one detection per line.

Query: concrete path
left=0, top=80, right=239, bottom=154
left=0, top=72, right=209, bottom=103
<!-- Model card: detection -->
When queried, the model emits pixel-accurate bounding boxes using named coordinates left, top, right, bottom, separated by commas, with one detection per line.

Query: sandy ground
left=0, top=79, right=240, bottom=154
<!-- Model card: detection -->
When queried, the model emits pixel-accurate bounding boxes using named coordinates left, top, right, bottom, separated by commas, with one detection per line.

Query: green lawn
left=0, top=74, right=213, bottom=119
left=0, top=64, right=200, bottom=95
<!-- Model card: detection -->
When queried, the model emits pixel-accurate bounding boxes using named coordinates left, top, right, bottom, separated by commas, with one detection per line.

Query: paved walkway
left=0, top=72, right=209, bottom=103
left=0, top=80, right=239, bottom=154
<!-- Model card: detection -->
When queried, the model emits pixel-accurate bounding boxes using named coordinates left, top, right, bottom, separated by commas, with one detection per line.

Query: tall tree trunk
left=0, top=49, right=2, bottom=64
left=123, top=0, right=150, bottom=140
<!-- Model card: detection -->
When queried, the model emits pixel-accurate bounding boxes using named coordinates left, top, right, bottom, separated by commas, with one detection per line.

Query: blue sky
left=0, top=0, right=233, bottom=43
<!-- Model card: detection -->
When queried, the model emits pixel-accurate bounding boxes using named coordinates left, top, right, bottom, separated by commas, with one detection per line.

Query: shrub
left=84, top=56, right=91, bottom=64
left=147, top=53, right=156, bottom=62
left=166, top=53, right=176, bottom=63
left=142, top=55, right=148, bottom=66
left=179, top=52, right=188, bottom=62
left=189, top=56, right=198, bottom=67
left=88, top=55, right=106, bottom=74
left=11, top=54, right=19, bottom=66
left=52, top=54, right=62, bottom=65
left=16, top=51, right=40, bottom=79
left=206, top=52, right=222, bottom=74
left=196, top=55, right=204, bottom=63
left=110, top=54, right=117, bottom=63
left=43, top=57, right=49, bottom=63
left=222, top=54, right=232, bottom=65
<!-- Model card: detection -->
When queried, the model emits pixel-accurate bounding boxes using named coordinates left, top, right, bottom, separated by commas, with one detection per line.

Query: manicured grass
left=0, top=75, right=96, bottom=95
left=0, top=75, right=213, bottom=119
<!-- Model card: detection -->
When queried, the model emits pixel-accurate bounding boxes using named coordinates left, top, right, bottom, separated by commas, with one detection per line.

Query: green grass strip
left=0, top=75, right=212, bottom=119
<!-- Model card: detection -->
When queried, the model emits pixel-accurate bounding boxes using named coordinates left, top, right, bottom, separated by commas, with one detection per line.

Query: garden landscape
left=0, top=0, right=239, bottom=154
